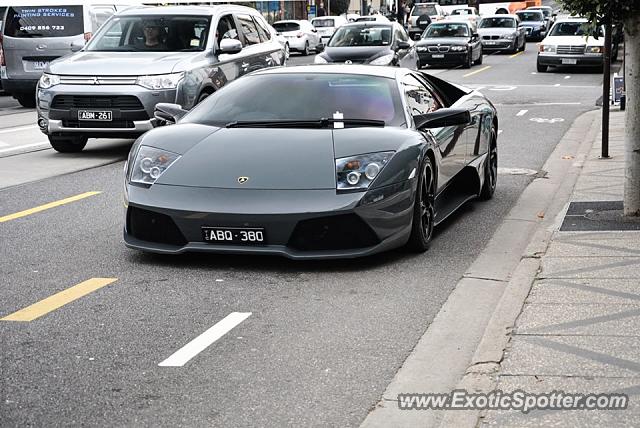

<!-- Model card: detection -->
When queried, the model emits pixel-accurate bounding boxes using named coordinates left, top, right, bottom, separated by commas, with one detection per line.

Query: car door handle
left=265, top=56, right=273, bottom=63
left=241, top=62, right=249, bottom=69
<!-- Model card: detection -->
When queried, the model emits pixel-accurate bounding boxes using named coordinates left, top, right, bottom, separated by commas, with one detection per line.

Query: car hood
left=542, top=35, right=604, bottom=46
left=155, top=128, right=337, bottom=190
left=416, top=37, right=469, bottom=46
left=322, top=46, right=392, bottom=62
left=48, top=51, right=195, bottom=75
left=477, top=28, right=517, bottom=36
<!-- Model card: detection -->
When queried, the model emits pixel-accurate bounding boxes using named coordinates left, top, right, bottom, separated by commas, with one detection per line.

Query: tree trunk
left=623, top=14, right=640, bottom=216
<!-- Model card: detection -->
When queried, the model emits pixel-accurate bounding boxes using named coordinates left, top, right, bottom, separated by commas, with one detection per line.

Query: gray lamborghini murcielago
left=123, top=65, right=498, bottom=259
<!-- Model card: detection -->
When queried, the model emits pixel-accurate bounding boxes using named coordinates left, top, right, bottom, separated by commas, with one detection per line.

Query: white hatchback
left=311, top=16, right=348, bottom=45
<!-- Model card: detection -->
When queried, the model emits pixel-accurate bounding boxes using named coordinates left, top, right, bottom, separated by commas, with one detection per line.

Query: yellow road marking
left=463, top=66, right=491, bottom=78
left=1, top=278, right=117, bottom=322
left=510, top=51, right=524, bottom=59
left=0, top=191, right=101, bottom=223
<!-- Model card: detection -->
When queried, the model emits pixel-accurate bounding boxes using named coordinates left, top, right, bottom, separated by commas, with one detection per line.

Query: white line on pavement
left=0, top=141, right=49, bottom=154
left=554, top=84, right=561, bottom=87
left=531, top=72, right=537, bottom=75
left=498, top=130, right=503, bottom=135
left=516, top=110, right=528, bottom=117
left=158, top=312, right=252, bottom=367
left=564, top=75, right=571, bottom=79
left=0, top=124, right=38, bottom=134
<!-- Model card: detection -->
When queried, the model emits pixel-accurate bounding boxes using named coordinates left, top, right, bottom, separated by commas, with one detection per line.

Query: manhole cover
left=560, top=201, right=640, bottom=231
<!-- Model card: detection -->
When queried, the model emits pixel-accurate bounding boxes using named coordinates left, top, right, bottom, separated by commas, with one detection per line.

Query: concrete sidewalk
left=475, top=109, right=640, bottom=426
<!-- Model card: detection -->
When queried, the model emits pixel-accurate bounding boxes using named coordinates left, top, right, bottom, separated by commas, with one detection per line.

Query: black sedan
left=123, top=66, right=498, bottom=259
left=314, top=22, right=418, bottom=69
left=415, top=21, right=483, bottom=69
left=515, top=10, right=547, bottom=41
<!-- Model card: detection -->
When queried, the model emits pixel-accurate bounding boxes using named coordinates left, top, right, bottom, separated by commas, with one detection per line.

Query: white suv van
left=408, top=2, right=447, bottom=40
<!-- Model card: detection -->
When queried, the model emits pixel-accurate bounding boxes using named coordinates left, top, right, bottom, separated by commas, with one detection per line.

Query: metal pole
left=602, top=19, right=612, bottom=159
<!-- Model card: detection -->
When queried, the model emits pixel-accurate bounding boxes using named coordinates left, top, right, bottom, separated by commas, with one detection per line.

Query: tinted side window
left=216, top=14, right=239, bottom=46
left=253, top=15, right=270, bottom=42
left=236, top=13, right=260, bottom=45
left=4, top=6, right=84, bottom=37
left=402, top=74, right=440, bottom=116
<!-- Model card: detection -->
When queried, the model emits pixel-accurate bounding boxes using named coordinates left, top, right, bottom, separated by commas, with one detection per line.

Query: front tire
left=536, top=59, right=548, bottom=72
left=463, top=51, right=473, bottom=69
left=407, top=157, right=436, bottom=252
left=302, top=41, right=310, bottom=56
left=16, top=93, right=36, bottom=108
left=480, top=129, right=498, bottom=200
left=48, top=135, right=88, bottom=153
left=474, top=48, right=483, bottom=65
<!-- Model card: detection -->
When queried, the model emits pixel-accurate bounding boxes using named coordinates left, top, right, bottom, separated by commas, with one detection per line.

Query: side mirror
left=397, top=41, right=411, bottom=50
left=473, top=32, right=479, bottom=38
left=316, top=43, right=325, bottom=52
left=154, top=103, right=188, bottom=126
left=414, top=108, right=471, bottom=129
left=218, top=38, right=243, bottom=55
left=70, top=40, right=84, bottom=52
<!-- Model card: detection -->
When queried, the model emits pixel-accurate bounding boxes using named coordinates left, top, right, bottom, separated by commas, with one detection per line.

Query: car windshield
left=328, top=26, right=392, bottom=47
left=479, top=17, right=516, bottom=28
left=451, top=9, right=472, bottom=16
left=86, top=15, right=211, bottom=52
left=422, top=23, right=469, bottom=38
left=182, top=73, right=406, bottom=127
left=549, top=21, right=603, bottom=37
left=313, top=19, right=335, bottom=27
left=412, top=5, right=437, bottom=16
left=516, top=12, right=543, bottom=21
left=530, top=8, right=551, bottom=18
left=3, top=6, right=84, bottom=38
left=274, top=22, right=300, bottom=32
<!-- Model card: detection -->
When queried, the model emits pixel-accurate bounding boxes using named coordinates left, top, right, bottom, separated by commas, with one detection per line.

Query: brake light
left=84, top=32, right=92, bottom=42
left=297, top=32, right=303, bottom=38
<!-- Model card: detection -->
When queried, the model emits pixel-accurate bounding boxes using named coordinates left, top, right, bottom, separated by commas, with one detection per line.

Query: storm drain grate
left=560, top=201, right=640, bottom=231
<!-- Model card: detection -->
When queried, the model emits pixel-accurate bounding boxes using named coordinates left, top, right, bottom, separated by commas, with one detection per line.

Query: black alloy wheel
left=407, top=157, right=436, bottom=251
left=463, top=51, right=473, bottom=68
left=480, top=128, right=498, bottom=200
left=303, top=41, right=310, bottom=56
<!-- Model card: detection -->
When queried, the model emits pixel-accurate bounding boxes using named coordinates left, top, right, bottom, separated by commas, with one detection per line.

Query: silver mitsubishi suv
left=36, top=5, right=285, bottom=152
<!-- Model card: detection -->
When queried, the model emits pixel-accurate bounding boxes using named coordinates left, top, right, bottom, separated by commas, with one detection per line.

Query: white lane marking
left=564, top=75, right=571, bottom=79
left=531, top=72, right=537, bottom=75
left=498, top=130, right=503, bottom=135
left=489, top=85, right=517, bottom=91
left=516, top=110, right=528, bottom=117
left=530, top=117, right=565, bottom=123
left=554, top=83, right=561, bottom=87
left=158, top=312, right=252, bottom=367
left=0, top=141, right=49, bottom=154
left=498, top=167, right=538, bottom=176
left=0, top=124, right=38, bottom=134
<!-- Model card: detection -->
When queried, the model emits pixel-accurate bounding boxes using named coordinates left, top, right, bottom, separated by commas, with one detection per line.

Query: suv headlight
left=369, top=53, right=395, bottom=65
left=136, top=72, right=184, bottom=90
left=314, top=55, right=328, bottom=64
left=450, top=45, right=467, bottom=51
left=39, top=73, right=60, bottom=89
left=586, top=46, right=603, bottom=54
left=129, top=145, right=181, bottom=185
left=539, top=44, right=556, bottom=53
left=336, top=151, right=394, bottom=191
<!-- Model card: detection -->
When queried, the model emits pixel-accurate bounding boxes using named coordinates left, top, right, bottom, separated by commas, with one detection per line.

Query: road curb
left=360, top=108, right=601, bottom=428
left=439, top=109, right=602, bottom=428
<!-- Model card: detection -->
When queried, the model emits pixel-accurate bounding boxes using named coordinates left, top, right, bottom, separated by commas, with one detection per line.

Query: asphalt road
left=0, top=43, right=603, bottom=426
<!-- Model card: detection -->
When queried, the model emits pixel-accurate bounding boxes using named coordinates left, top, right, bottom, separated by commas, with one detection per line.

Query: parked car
left=0, top=3, right=129, bottom=107
left=273, top=20, right=320, bottom=55
left=515, top=10, right=547, bottom=41
left=311, top=16, right=348, bottom=45
left=477, top=15, right=526, bottom=53
left=416, top=21, right=482, bottom=69
left=408, top=2, right=447, bottom=40
left=527, top=5, right=555, bottom=27
left=537, top=17, right=604, bottom=72
left=449, top=7, right=479, bottom=28
left=123, top=65, right=498, bottom=258
left=314, top=22, right=417, bottom=69
left=36, top=5, right=285, bottom=153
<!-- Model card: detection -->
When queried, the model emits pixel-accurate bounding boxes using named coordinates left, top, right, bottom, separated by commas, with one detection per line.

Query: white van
left=1, top=2, right=138, bottom=107
left=311, top=15, right=348, bottom=45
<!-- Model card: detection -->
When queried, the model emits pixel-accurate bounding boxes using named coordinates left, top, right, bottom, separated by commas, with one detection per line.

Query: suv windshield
left=313, top=19, right=335, bottom=27
left=86, top=15, right=211, bottom=52
left=182, top=73, right=405, bottom=126
left=423, top=23, right=469, bottom=38
left=479, top=17, right=516, bottom=28
left=550, top=21, right=603, bottom=37
left=451, top=9, right=473, bottom=16
left=412, top=5, right=437, bottom=16
left=273, top=22, right=300, bottom=32
left=516, top=12, right=544, bottom=22
left=3, top=6, right=84, bottom=38
left=328, top=26, right=392, bottom=47
left=529, top=8, right=551, bottom=18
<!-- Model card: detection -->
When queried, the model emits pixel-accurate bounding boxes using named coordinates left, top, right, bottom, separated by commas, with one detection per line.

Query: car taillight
left=297, top=32, right=303, bottom=38
left=84, top=32, right=92, bottom=42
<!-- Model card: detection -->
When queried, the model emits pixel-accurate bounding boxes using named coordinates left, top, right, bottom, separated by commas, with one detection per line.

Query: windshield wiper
left=225, top=118, right=385, bottom=128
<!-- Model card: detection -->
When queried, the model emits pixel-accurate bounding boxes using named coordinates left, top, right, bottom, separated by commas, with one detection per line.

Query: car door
left=394, top=24, right=413, bottom=66
left=234, top=13, right=266, bottom=74
left=469, top=24, right=481, bottom=60
left=252, top=14, right=284, bottom=67
left=209, top=13, right=245, bottom=90
left=403, top=73, right=465, bottom=189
